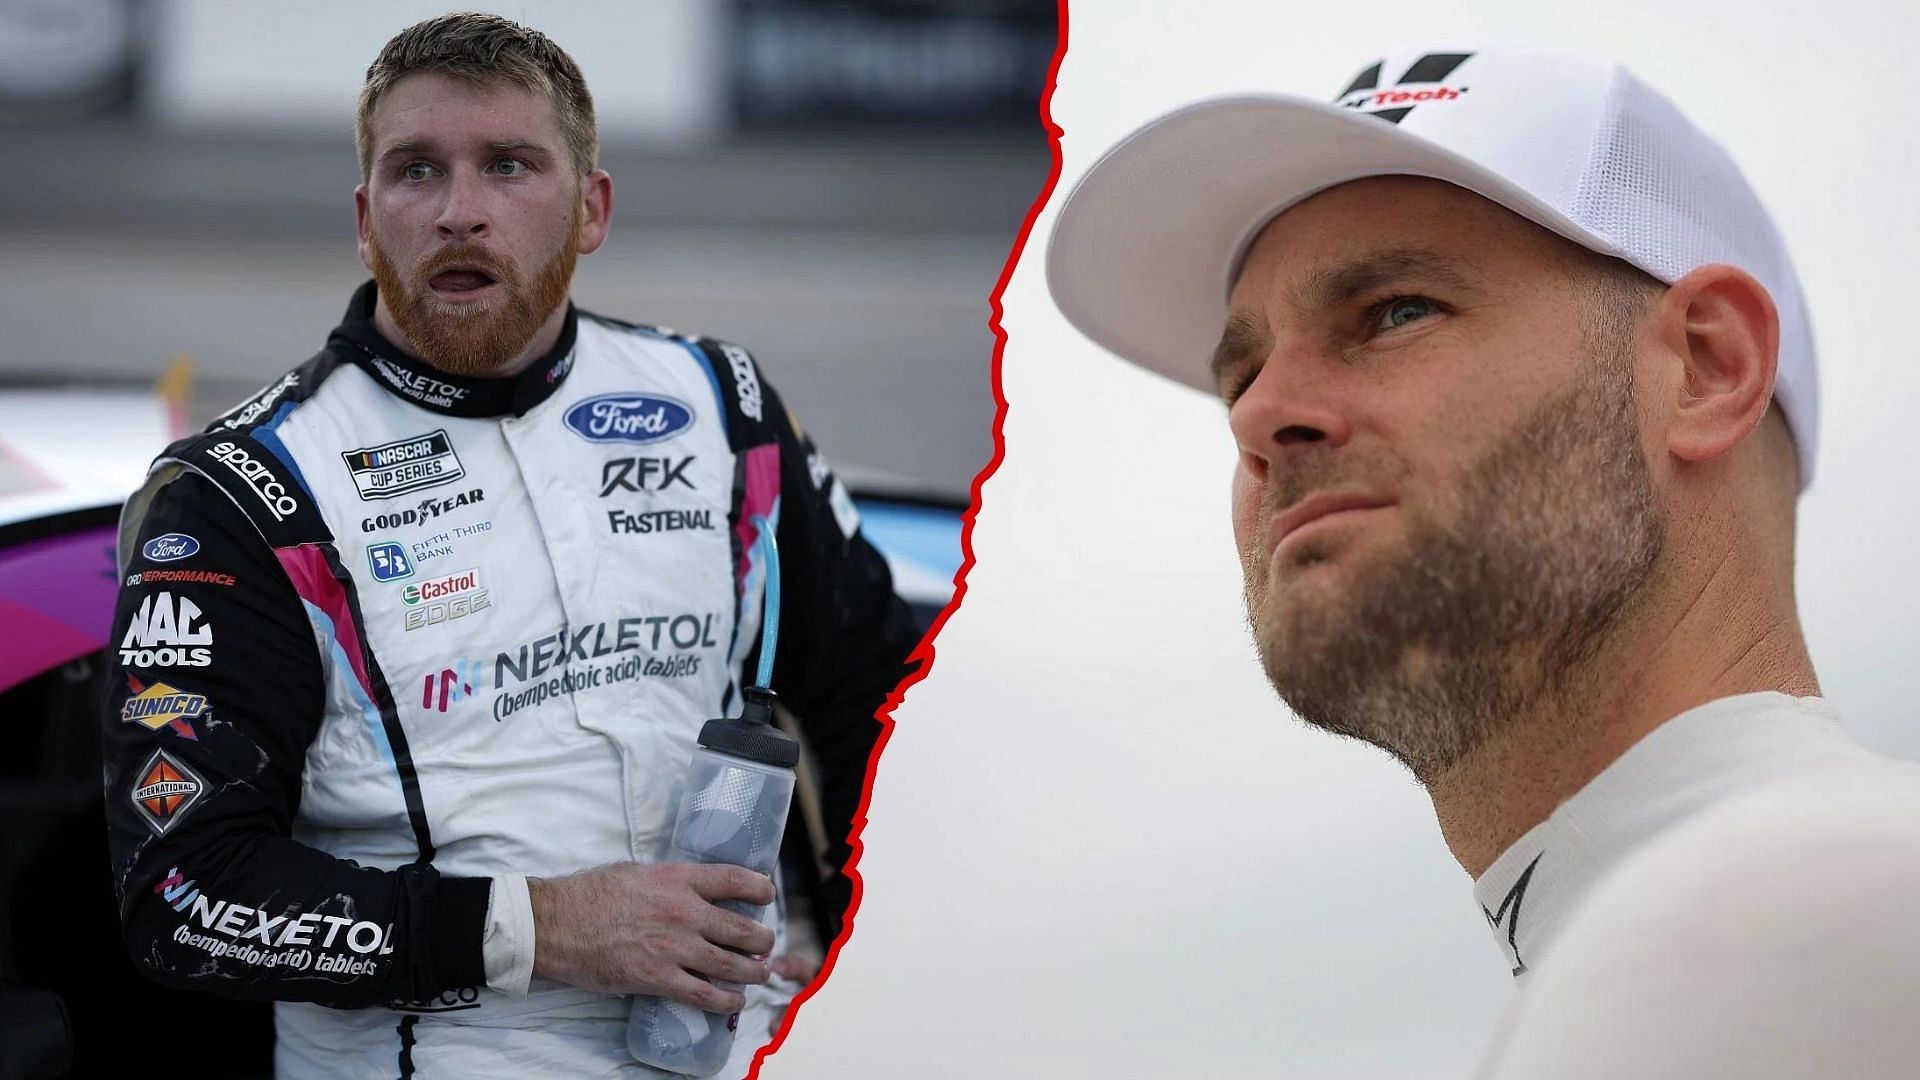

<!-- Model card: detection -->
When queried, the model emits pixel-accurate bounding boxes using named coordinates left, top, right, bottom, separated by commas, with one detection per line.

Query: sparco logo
left=719, top=343, right=763, bottom=421
left=221, top=372, right=298, bottom=430
left=360, top=488, right=485, bottom=533
left=341, top=429, right=466, bottom=501
left=1334, top=52, right=1474, bottom=124
left=206, top=441, right=300, bottom=521
left=599, top=456, right=695, bottom=496
left=563, top=393, right=695, bottom=445
left=119, top=591, right=214, bottom=668
left=372, top=357, right=470, bottom=407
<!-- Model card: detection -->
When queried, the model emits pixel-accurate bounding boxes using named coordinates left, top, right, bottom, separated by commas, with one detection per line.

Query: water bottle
left=627, top=685, right=799, bottom=1076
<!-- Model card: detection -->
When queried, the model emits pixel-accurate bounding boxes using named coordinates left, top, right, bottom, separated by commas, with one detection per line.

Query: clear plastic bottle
left=627, top=686, right=798, bottom=1077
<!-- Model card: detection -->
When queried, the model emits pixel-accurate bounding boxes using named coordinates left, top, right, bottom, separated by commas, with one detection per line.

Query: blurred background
left=0, top=2, right=1052, bottom=1077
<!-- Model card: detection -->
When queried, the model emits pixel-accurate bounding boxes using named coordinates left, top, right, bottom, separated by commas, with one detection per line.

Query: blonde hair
left=356, top=12, right=597, bottom=181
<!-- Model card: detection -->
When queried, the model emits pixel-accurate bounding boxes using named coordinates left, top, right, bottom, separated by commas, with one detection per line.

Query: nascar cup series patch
left=131, top=748, right=206, bottom=836
left=340, top=430, right=466, bottom=501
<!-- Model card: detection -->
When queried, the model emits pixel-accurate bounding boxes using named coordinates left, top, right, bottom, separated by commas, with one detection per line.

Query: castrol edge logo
left=401, top=567, right=490, bottom=633
left=402, top=567, right=480, bottom=606
left=205, top=440, right=299, bottom=521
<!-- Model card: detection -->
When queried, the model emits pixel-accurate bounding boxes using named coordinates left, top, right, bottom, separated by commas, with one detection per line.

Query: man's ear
left=354, top=185, right=374, bottom=273
left=1652, top=263, right=1780, bottom=469
left=577, top=169, right=614, bottom=255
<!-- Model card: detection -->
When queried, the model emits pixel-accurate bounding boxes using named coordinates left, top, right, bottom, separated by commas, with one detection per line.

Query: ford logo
left=563, top=393, right=695, bottom=445
left=142, top=533, right=201, bottom=563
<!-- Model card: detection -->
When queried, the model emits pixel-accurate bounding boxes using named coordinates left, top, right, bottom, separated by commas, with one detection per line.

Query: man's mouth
left=427, top=267, right=498, bottom=299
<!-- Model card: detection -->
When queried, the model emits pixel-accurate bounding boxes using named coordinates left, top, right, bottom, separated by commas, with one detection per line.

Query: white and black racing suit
left=102, top=281, right=920, bottom=1077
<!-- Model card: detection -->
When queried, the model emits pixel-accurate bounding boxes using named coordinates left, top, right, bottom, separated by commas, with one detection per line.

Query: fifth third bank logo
left=1334, top=52, right=1474, bottom=124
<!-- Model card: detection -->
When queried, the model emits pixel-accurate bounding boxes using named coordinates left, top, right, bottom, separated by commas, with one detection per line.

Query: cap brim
left=1045, top=94, right=1619, bottom=394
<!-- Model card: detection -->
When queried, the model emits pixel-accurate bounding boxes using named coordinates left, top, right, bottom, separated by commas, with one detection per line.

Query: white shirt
left=1471, top=692, right=1920, bottom=1078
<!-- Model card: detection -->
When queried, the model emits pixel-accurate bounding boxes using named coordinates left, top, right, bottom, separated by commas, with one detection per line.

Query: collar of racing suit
left=329, top=279, right=580, bottom=418
left=1471, top=691, right=1857, bottom=981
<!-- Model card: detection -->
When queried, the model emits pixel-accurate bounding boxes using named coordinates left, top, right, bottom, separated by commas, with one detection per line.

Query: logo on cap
left=1334, top=52, right=1474, bottom=124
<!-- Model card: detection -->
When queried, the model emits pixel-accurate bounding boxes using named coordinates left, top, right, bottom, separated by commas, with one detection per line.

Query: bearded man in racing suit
left=101, top=14, right=919, bottom=1078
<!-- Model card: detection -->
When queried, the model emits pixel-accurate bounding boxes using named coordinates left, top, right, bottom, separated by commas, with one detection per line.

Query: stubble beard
left=1244, top=344, right=1664, bottom=783
left=369, top=205, right=581, bottom=378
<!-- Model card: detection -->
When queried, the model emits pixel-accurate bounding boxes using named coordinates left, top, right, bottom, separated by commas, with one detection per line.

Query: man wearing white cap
left=1048, top=49, right=1920, bottom=1076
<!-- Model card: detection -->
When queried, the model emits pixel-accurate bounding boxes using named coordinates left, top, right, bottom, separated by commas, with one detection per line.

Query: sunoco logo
left=563, top=394, right=695, bottom=445
left=1333, top=52, right=1474, bottom=124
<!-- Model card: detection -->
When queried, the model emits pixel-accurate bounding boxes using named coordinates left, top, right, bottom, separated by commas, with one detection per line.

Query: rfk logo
left=599, top=456, right=695, bottom=497
left=1334, top=52, right=1474, bottom=124
left=421, top=660, right=483, bottom=712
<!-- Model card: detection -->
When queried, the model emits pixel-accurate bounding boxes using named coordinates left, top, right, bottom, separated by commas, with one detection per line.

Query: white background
left=767, top=1, right=1920, bottom=1077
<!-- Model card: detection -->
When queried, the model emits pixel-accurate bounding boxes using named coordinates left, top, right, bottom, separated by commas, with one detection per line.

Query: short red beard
left=369, top=207, right=580, bottom=378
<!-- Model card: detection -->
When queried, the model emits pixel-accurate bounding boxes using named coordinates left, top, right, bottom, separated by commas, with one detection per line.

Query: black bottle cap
left=696, top=686, right=800, bottom=768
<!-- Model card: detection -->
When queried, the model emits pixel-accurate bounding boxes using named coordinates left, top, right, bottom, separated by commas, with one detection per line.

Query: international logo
left=422, top=659, right=484, bottom=712
left=120, top=675, right=208, bottom=739
left=719, top=343, right=763, bottom=421
left=205, top=441, right=300, bottom=522
left=599, top=456, right=695, bottom=497
left=142, top=533, right=201, bottom=563
left=341, top=430, right=466, bottom=501
left=1334, top=52, right=1474, bottom=124
left=119, top=591, right=214, bottom=668
left=563, top=393, right=695, bottom=445
left=367, top=542, right=415, bottom=582
left=131, top=748, right=206, bottom=835
left=402, top=568, right=490, bottom=632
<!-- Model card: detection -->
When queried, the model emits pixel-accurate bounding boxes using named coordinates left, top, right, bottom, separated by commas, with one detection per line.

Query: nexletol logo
left=1333, top=52, right=1474, bottom=124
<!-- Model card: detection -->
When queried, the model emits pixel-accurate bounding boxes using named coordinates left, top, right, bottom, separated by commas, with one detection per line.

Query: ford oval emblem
left=142, top=533, right=201, bottom=563
left=562, top=393, right=695, bottom=445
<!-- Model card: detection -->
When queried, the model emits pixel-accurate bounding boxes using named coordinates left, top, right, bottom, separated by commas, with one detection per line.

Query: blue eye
left=401, top=162, right=436, bottom=182
left=493, top=158, right=529, bottom=176
left=1374, top=296, right=1435, bottom=332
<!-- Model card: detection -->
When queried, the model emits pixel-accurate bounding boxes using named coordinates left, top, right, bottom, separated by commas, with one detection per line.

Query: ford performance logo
left=563, top=394, right=694, bottom=445
left=142, top=534, right=201, bottom=563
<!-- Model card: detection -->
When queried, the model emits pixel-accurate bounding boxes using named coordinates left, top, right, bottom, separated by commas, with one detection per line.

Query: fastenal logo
left=367, top=542, right=415, bottom=582
left=1333, top=52, right=1474, bottom=124
left=563, top=393, right=695, bottom=445
left=131, top=748, right=206, bottom=835
left=341, top=430, right=466, bottom=501
left=120, top=675, right=208, bottom=739
left=119, top=591, right=214, bottom=668
left=205, top=441, right=300, bottom=521
left=141, top=533, right=201, bottom=563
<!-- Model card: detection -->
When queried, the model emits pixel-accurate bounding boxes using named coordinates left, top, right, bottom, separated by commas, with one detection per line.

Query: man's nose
left=435, top=172, right=490, bottom=239
left=1226, top=344, right=1353, bottom=485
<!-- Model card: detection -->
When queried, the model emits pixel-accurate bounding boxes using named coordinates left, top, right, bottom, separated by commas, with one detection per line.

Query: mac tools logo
left=563, top=394, right=694, bottom=445
left=1334, top=52, right=1474, bottom=124
left=119, top=591, right=214, bottom=668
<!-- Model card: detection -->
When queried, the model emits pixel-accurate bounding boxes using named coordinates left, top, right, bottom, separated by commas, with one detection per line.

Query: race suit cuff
left=482, top=873, right=535, bottom=998
left=433, top=875, right=493, bottom=991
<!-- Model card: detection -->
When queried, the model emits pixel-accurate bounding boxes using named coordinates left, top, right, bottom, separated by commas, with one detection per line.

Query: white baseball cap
left=1046, top=48, right=1820, bottom=488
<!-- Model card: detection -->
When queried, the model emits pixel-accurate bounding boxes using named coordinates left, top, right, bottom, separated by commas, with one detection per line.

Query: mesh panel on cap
left=1572, top=73, right=1785, bottom=288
